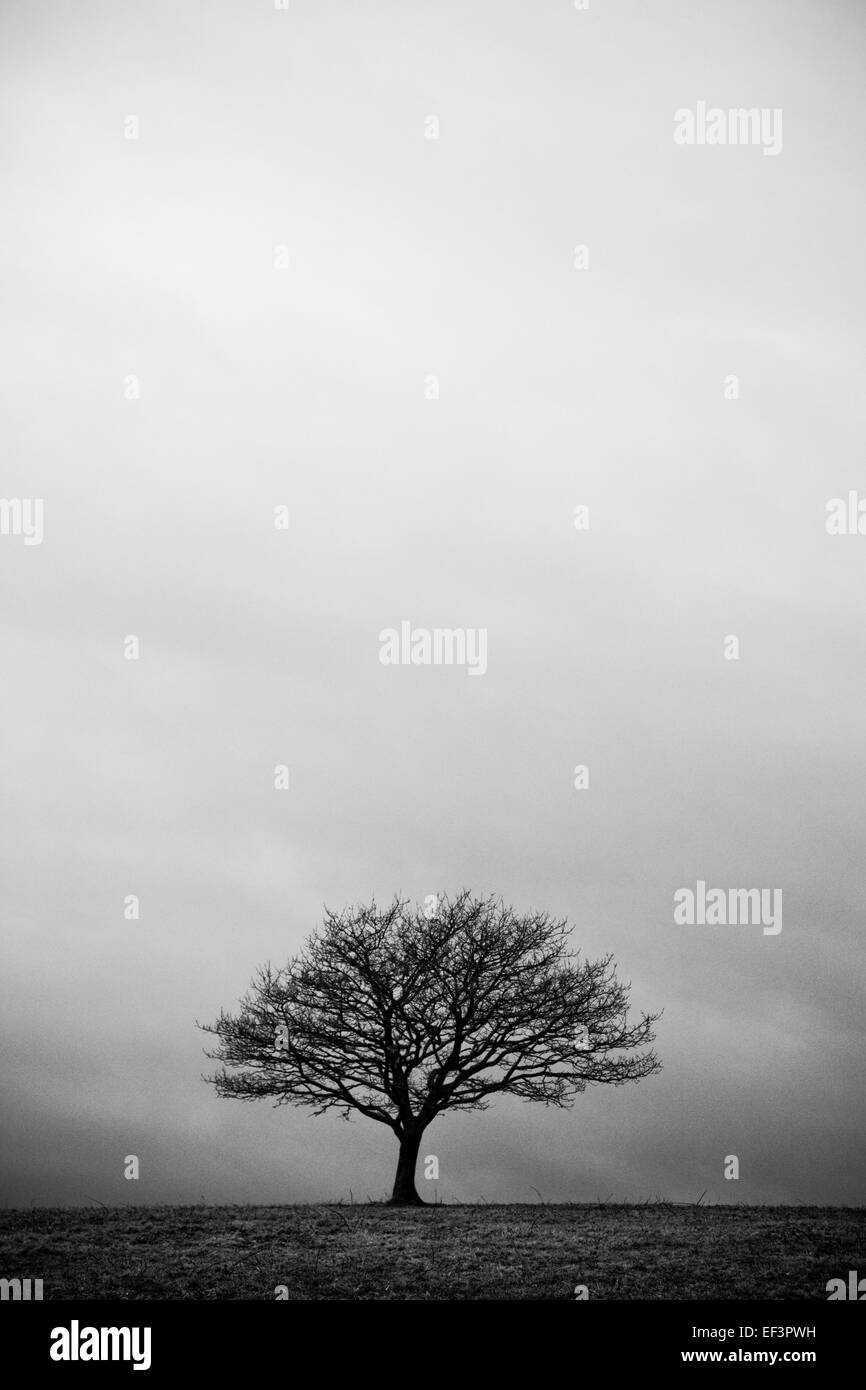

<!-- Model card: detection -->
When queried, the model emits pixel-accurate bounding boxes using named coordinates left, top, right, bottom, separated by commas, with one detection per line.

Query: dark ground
left=0, top=1203, right=861, bottom=1300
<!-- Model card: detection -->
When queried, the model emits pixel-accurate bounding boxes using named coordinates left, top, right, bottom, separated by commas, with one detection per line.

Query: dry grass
left=0, top=1203, right=861, bottom=1300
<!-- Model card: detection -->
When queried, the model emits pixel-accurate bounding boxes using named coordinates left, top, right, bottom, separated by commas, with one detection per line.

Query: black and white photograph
left=1, top=0, right=864, bottom=1365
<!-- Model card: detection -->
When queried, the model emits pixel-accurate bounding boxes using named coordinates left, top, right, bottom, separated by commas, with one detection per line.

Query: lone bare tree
left=200, top=892, right=661, bottom=1205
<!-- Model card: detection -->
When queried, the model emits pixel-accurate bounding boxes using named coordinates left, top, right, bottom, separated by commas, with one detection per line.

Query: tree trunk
left=388, top=1126, right=426, bottom=1206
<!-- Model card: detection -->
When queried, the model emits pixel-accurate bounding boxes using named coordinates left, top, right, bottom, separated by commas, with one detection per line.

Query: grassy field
left=0, top=1203, right=861, bottom=1300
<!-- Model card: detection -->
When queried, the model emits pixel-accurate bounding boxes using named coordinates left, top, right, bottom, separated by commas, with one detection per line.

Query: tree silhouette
left=200, top=891, right=661, bottom=1205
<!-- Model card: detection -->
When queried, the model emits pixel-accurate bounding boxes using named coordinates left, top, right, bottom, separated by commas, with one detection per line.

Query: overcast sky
left=1, top=0, right=864, bottom=1209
